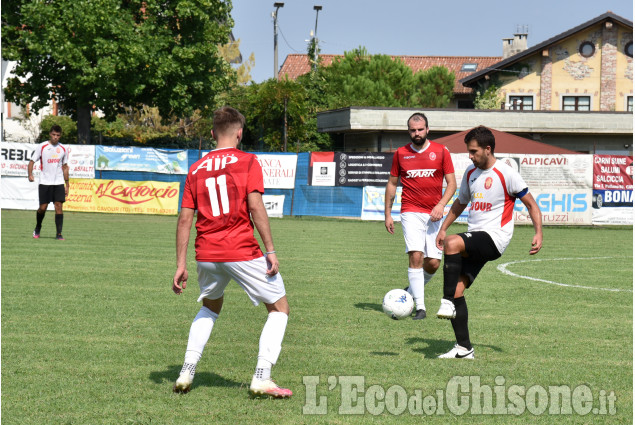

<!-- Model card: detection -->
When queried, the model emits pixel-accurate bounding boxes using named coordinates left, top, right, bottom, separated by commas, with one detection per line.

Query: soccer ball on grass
left=382, top=289, right=414, bottom=320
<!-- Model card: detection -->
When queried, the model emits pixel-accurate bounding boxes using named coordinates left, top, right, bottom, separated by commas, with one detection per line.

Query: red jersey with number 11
left=181, top=147, right=264, bottom=262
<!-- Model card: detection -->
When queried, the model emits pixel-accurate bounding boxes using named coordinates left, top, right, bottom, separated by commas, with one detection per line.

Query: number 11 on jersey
left=206, top=175, right=229, bottom=217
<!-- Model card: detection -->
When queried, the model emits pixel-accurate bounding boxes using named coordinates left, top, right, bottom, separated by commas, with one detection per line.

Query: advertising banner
left=310, top=152, right=393, bottom=186
left=263, top=195, right=285, bottom=218
left=0, top=176, right=55, bottom=210
left=200, top=151, right=298, bottom=189
left=591, top=155, right=633, bottom=225
left=1, top=142, right=95, bottom=178
left=96, top=146, right=188, bottom=174
left=361, top=186, right=402, bottom=221
left=257, top=154, right=297, bottom=189
left=65, top=179, right=180, bottom=215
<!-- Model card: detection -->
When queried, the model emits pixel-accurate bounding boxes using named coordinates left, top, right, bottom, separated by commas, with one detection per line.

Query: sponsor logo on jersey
left=429, top=152, right=436, bottom=161
left=405, top=169, right=436, bottom=178
left=193, top=154, right=238, bottom=174
left=47, top=158, right=61, bottom=163
left=484, top=177, right=493, bottom=189
left=471, top=201, right=492, bottom=211
left=403, top=155, right=415, bottom=159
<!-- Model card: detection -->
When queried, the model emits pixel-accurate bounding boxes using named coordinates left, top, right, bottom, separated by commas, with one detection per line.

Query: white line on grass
left=497, top=257, right=633, bottom=292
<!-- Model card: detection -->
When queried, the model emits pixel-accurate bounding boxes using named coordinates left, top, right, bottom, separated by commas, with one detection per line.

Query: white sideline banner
left=1, top=142, right=95, bottom=179
left=1, top=176, right=55, bottom=210
left=263, top=195, right=285, bottom=218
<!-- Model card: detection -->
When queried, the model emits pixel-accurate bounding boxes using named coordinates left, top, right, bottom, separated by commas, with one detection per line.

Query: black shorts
left=457, top=231, right=502, bottom=287
left=39, top=184, right=66, bottom=205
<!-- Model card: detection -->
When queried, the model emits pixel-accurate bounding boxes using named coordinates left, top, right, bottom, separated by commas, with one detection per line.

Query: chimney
left=502, top=26, right=529, bottom=59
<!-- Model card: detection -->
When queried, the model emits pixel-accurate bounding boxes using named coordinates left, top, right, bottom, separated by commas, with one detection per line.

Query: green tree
left=218, top=37, right=255, bottom=85
left=2, top=0, right=235, bottom=144
left=474, top=84, right=504, bottom=110
left=318, top=47, right=455, bottom=109
left=413, top=66, right=455, bottom=108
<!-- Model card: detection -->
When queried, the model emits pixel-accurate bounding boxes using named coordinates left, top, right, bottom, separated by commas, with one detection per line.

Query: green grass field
left=1, top=210, right=632, bottom=424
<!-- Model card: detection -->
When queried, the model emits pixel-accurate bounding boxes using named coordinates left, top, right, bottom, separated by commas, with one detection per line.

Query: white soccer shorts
left=196, top=255, right=286, bottom=306
left=400, top=211, right=443, bottom=259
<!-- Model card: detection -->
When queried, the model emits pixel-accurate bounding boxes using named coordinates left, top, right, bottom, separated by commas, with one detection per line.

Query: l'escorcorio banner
left=65, top=179, right=180, bottom=215
left=1, top=142, right=95, bottom=178
left=95, top=145, right=188, bottom=174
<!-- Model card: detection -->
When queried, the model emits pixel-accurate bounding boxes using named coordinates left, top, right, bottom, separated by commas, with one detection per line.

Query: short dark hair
left=213, top=106, right=245, bottom=137
left=50, top=125, right=62, bottom=134
left=407, top=112, right=428, bottom=128
left=464, top=126, right=495, bottom=154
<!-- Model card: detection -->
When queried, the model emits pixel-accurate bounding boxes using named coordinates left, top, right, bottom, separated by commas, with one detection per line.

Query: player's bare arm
left=431, top=172, right=457, bottom=222
left=519, top=192, right=543, bottom=255
left=384, top=175, right=398, bottom=234
left=63, top=163, right=70, bottom=195
left=27, top=160, right=35, bottom=182
left=173, top=207, right=195, bottom=294
left=435, top=199, right=467, bottom=250
left=247, top=191, right=279, bottom=276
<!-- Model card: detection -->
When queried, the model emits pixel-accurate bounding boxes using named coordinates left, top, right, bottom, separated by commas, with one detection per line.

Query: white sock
left=183, top=306, right=218, bottom=365
left=408, top=268, right=425, bottom=311
left=254, top=311, right=288, bottom=379
left=424, top=270, right=435, bottom=286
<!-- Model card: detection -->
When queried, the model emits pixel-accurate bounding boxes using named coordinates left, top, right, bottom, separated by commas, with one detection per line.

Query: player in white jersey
left=434, top=126, right=542, bottom=359
left=28, top=125, right=69, bottom=240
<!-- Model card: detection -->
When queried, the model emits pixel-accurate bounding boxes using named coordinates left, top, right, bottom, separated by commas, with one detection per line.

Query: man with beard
left=385, top=113, right=457, bottom=320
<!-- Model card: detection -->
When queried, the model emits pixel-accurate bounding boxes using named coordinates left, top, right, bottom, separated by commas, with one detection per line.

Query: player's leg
left=34, top=185, right=49, bottom=238
left=250, top=295, right=292, bottom=397
left=53, top=184, right=65, bottom=240
left=401, top=213, right=427, bottom=318
left=407, top=251, right=427, bottom=319
left=436, top=234, right=466, bottom=319
left=227, top=256, right=292, bottom=398
left=438, top=232, right=500, bottom=359
left=174, top=262, right=229, bottom=393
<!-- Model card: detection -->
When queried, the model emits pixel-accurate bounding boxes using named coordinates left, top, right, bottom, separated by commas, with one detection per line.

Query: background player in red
left=28, top=124, right=69, bottom=240
left=385, top=113, right=457, bottom=319
left=172, top=106, right=292, bottom=398
left=435, top=126, right=542, bottom=359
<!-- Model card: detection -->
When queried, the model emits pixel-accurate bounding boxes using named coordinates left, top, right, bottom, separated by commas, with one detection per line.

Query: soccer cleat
left=249, top=376, right=292, bottom=398
left=56, top=234, right=65, bottom=241
left=438, top=344, right=475, bottom=359
left=436, top=299, right=456, bottom=319
left=412, top=309, right=427, bottom=320
left=33, top=230, right=40, bottom=239
left=173, top=373, right=193, bottom=394
left=173, top=363, right=196, bottom=394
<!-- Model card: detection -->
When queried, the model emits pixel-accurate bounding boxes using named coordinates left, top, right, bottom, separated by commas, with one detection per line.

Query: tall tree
left=2, top=0, right=235, bottom=143
left=318, top=47, right=455, bottom=109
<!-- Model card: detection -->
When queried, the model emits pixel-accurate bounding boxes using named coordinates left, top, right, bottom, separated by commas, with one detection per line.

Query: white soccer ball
left=382, top=289, right=414, bottom=320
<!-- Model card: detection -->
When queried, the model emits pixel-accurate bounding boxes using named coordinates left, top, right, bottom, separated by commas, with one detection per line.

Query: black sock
left=55, top=214, right=63, bottom=235
left=450, top=296, right=471, bottom=350
left=35, top=210, right=45, bottom=231
left=443, top=253, right=462, bottom=300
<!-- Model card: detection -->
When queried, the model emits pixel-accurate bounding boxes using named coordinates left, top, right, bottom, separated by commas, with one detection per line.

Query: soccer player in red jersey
left=172, top=107, right=292, bottom=398
left=28, top=125, right=69, bottom=240
left=385, top=113, right=457, bottom=320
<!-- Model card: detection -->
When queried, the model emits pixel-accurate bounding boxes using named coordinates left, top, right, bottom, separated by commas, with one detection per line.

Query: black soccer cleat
left=412, top=309, right=427, bottom=320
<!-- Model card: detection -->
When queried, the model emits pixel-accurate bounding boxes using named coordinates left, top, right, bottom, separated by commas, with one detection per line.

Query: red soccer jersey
left=390, top=142, right=455, bottom=213
left=181, top=147, right=264, bottom=262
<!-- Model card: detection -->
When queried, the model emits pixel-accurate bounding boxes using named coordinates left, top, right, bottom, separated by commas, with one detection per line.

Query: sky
left=231, top=0, right=633, bottom=84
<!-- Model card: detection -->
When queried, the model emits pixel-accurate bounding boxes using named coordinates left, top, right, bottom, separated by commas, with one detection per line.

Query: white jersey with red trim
left=31, top=141, right=68, bottom=185
left=458, top=159, right=528, bottom=254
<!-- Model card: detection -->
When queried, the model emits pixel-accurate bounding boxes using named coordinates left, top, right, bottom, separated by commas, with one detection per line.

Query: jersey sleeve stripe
left=493, top=167, right=515, bottom=228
